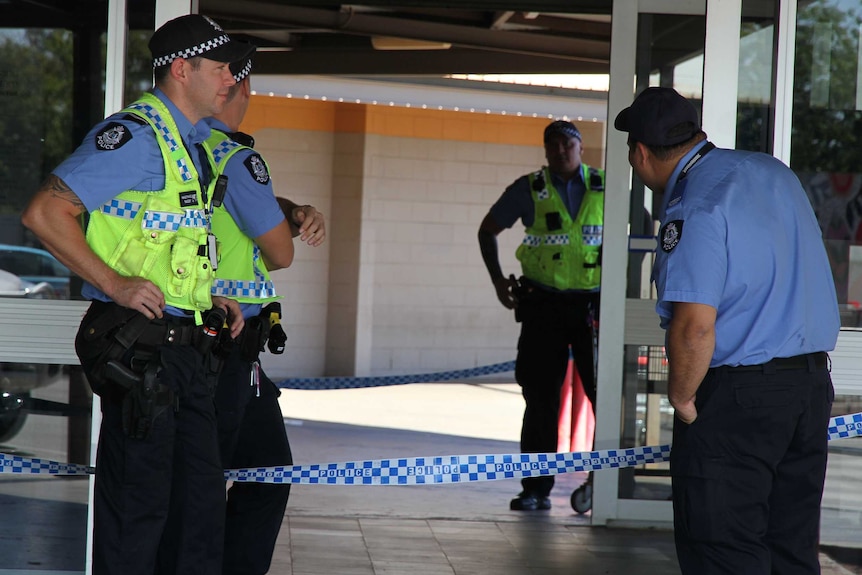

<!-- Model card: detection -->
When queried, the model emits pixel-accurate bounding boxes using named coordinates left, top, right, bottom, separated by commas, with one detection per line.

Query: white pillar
left=592, top=0, right=640, bottom=526
left=702, top=0, right=742, bottom=148
left=773, top=0, right=798, bottom=165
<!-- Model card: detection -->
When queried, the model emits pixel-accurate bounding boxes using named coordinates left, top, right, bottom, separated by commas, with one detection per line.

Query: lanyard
left=677, top=141, right=715, bottom=183
left=665, top=141, right=715, bottom=211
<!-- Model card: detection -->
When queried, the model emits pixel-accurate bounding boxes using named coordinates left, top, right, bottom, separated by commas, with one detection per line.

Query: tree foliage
left=792, top=1, right=862, bottom=172
left=0, top=27, right=152, bottom=217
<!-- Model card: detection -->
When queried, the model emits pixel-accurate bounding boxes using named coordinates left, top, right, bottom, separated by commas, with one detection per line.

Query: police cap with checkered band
left=149, top=14, right=254, bottom=68
left=229, top=45, right=256, bottom=83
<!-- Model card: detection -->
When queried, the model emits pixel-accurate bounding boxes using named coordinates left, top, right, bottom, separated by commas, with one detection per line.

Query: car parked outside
left=0, top=244, right=71, bottom=300
left=0, top=267, right=64, bottom=443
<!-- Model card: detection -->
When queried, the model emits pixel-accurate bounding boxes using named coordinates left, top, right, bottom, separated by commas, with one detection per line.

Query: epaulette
left=228, top=131, right=255, bottom=148
left=588, top=166, right=604, bottom=192
left=122, top=113, right=148, bottom=126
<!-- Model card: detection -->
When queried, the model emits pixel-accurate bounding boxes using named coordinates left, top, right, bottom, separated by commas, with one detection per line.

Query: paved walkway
left=0, top=381, right=857, bottom=574
left=271, top=382, right=855, bottom=575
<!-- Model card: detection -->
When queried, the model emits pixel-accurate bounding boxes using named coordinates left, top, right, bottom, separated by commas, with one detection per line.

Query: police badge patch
left=244, top=154, right=270, bottom=185
left=661, top=220, right=684, bottom=252
left=95, top=122, right=133, bottom=151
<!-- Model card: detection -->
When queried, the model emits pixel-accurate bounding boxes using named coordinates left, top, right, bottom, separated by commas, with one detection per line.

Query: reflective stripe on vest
left=211, top=139, right=242, bottom=166
left=99, top=200, right=208, bottom=231
left=126, top=103, right=195, bottom=183
left=211, top=245, right=277, bottom=299
left=205, top=129, right=280, bottom=304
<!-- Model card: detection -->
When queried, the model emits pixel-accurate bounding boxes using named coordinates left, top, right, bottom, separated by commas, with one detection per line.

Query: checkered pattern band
left=545, top=234, right=570, bottom=246
left=126, top=103, right=194, bottom=182
left=101, top=199, right=142, bottom=219
left=225, top=445, right=674, bottom=485
left=537, top=189, right=550, bottom=200
left=828, top=412, right=862, bottom=440
left=0, top=453, right=94, bottom=476
left=137, top=209, right=208, bottom=231
left=582, top=225, right=603, bottom=246
left=211, top=278, right=278, bottom=299
left=153, top=33, right=232, bottom=68
left=212, top=139, right=242, bottom=166
left=277, top=361, right=516, bottom=390
left=5, top=411, right=861, bottom=480
left=522, top=235, right=542, bottom=247
left=233, top=59, right=253, bottom=83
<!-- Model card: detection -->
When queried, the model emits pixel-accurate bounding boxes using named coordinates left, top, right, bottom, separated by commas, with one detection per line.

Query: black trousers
left=93, top=343, right=225, bottom=575
left=514, top=290, right=598, bottom=497
left=215, top=348, right=293, bottom=575
left=671, top=357, right=833, bottom=575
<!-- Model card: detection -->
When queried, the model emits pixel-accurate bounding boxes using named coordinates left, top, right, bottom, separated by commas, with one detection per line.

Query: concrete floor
left=0, top=380, right=858, bottom=574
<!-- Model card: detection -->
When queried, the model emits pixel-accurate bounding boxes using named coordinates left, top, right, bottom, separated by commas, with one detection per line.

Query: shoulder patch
left=588, top=167, right=604, bottom=191
left=95, top=122, right=133, bottom=151
left=243, top=153, right=270, bottom=185
left=660, top=220, right=684, bottom=253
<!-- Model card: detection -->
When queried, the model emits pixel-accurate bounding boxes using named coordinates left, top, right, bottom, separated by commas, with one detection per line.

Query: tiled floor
left=265, top=409, right=855, bottom=575
left=270, top=516, right=683, bottom=575
left=0, top=381, right=858, bottom=574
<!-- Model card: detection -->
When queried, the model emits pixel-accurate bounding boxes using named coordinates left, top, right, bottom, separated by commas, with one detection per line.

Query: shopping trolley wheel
left=571, top=482, right=593, bottom=514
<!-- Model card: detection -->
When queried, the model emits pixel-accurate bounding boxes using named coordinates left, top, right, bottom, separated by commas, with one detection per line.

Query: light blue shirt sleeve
left=52, top=114, right=166, bottom=211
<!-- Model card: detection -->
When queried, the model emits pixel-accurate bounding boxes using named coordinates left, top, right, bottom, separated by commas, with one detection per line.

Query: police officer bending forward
left=615, top=87, right=839, bottom=575
left=21, top=14, right=249, bottom=575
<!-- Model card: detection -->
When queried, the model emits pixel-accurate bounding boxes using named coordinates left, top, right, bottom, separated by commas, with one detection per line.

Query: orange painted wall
left=241, top=95, right=605, bottom=164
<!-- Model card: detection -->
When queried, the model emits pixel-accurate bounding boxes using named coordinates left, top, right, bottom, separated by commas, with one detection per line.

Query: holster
left=106, top=351, right=176, bottom=440
left=228, top=303, right=286, bottom=363
left=511, top=275, right=534, bottom=323
left=75, top=301, right=152, bottom=400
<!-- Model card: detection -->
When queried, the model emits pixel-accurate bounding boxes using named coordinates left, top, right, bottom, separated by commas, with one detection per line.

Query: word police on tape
left=224, top=445, right=671, bottom=486
left=3, top=412, right=861, bottom=483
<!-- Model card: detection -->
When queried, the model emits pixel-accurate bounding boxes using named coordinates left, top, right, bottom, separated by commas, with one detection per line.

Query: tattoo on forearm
left=42, top=175, right=85, bottom=210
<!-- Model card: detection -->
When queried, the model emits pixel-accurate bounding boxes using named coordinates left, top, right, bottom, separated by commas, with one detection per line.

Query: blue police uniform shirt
left=652, top=140, right=840, bottom=366
left=204, top=118, right=286, bottom=319
left=52, top=88, right=214, bottom=315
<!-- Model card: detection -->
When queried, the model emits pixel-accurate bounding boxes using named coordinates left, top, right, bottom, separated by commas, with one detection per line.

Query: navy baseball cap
left=149, top=14, right=254, bottom=68
left=543, top=120, right=582, bottom=143
left=229, top=45, right=256, bottom=83
left=614, top=87, right=701, bottom=147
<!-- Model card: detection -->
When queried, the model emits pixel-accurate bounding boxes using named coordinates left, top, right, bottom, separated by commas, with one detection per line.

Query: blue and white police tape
left=225, top=445, right=672, bottom=486
left=275, top=361, right=516, bottom=390
left=5, top=411, right=862, bottom=481
left=0, top=454, right=93, bottom=476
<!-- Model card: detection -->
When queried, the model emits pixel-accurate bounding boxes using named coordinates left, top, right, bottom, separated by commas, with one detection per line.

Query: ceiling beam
left=205, top=0, right=609, bottom=62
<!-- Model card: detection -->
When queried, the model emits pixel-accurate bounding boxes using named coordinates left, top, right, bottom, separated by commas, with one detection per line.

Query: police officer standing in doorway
left=478, top=120, right=603, bottom=511
left=22, top=14, right=249, bottom=575
left=200, top=50, right=326, bottom=575
left=615, top=87, right=839, bottom=574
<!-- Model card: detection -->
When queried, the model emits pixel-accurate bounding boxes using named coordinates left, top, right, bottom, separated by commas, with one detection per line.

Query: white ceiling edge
left=250, top=75, right=609, bottom=123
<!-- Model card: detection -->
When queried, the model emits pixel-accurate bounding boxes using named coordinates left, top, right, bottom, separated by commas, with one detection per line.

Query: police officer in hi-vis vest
left=22, top=14, right=249, bottom=575
left=200, top=50, right=325, bottom=575
left=478, top=120, right=603, bottom=511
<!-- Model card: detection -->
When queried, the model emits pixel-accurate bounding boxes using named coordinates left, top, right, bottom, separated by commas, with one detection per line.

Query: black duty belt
left=721, top=352, right=828, bottom=373
left=135, top=316, right=200, bottom=347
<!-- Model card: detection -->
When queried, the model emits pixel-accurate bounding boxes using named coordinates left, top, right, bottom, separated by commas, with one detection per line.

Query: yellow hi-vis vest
left=85, top=92, right=217, bottom=316
left=515, top=164, right=604, bottom=291
left=206, top=129, right=279, bottom=304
